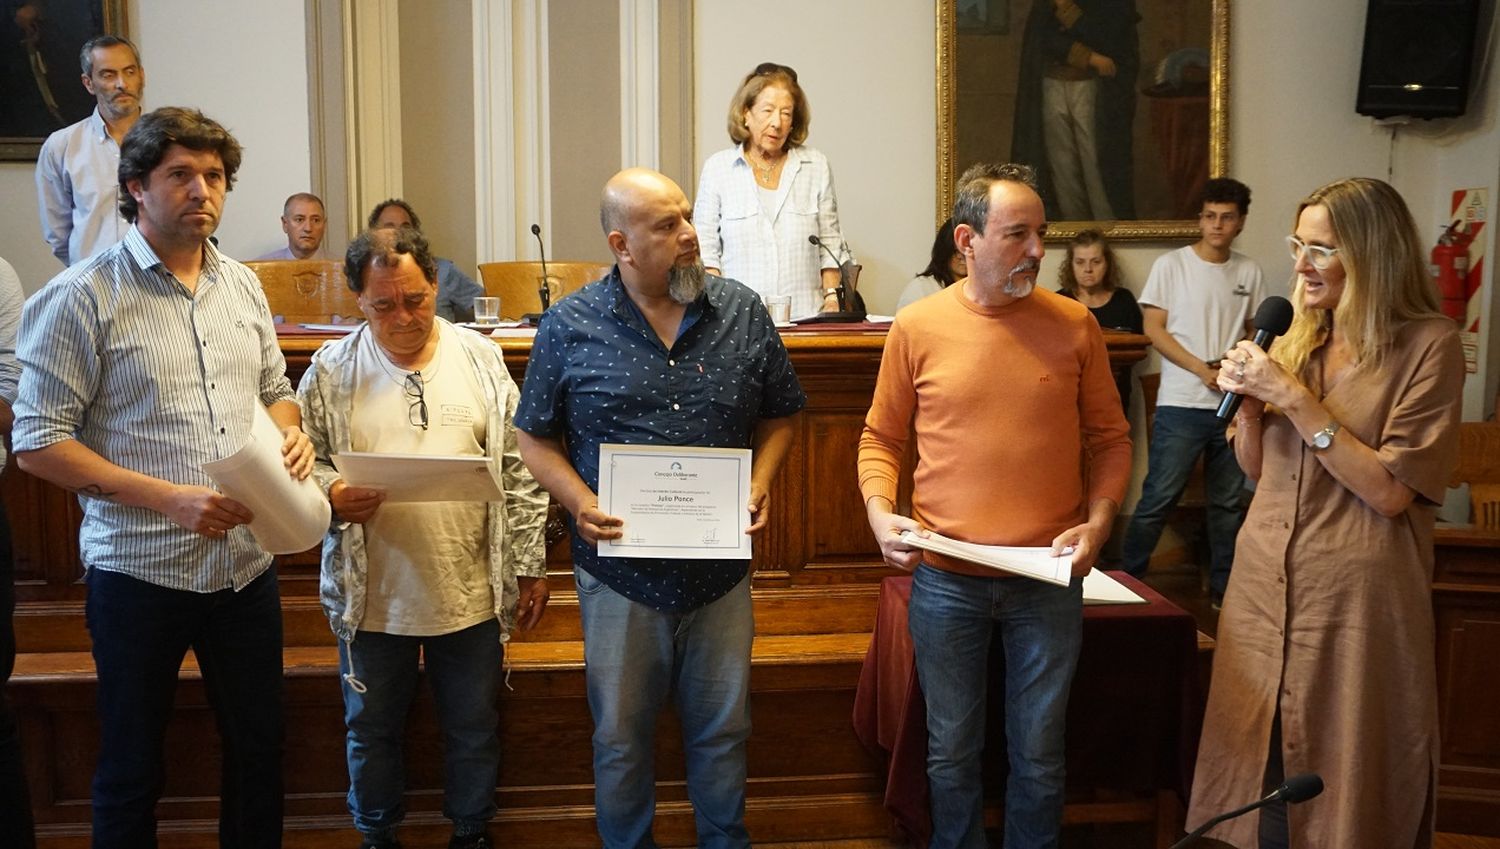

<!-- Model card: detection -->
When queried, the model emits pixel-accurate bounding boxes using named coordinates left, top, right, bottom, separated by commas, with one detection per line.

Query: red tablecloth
left=852, top=573, right=1203, bottom=846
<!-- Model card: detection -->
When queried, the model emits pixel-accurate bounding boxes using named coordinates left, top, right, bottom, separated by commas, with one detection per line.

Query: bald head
left=600, top=167, right=687, bottom=235
left=600, top=168, right=702, bottom=299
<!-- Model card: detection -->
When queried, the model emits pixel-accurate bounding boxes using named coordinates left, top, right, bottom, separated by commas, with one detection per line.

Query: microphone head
left=530, top=223, right=541, bottom=236
left=808, top=234, right=822, bottom=246
left=1254, top=295, right=1295, bottom=336
left=1278, top=773, right=1324, bottom=803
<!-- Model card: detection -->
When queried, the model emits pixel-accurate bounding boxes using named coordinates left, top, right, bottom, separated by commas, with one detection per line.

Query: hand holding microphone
left=1216, top=296, right=1294, bottom=422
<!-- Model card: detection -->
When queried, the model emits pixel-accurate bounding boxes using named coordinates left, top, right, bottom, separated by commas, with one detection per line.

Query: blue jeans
left=908, top=565, right=1084, bottom=849
left=85, top=565, right=284, bottom=849
left=1121, top=406, right=1247, bottom=596
left=575, top=567, right=753, bottom=849
left=339, top=618, right=502, bottom=840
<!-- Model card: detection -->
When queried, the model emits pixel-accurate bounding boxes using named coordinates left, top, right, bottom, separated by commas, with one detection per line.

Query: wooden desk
left=1433, top=523, right=1500, bottom=835
left=8, top=325, right=1148, bottom=614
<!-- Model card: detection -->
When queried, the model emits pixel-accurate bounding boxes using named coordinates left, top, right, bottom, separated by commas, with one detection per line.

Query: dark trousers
left=85, top=566, right=285, bottom=849
left=0, top=498, right=37, bottom=848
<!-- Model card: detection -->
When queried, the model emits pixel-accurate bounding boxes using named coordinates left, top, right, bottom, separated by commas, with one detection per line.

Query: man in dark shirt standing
left=515, top=167, right=804, bottom=849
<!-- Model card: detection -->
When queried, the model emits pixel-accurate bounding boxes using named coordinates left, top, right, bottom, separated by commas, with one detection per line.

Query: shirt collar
left=87, top=108, right=111, bottom=142
left=732, top=144, right=810, bottom=168
left=121, top=225, right=226, bottom=290
left=602, top=266, right=719, bottom=340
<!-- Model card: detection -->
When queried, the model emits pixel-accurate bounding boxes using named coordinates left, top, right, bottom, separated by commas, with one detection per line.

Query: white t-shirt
left=1139, top=245, right=1265, bottom=410
left=351, top=323, right=494, bottom=636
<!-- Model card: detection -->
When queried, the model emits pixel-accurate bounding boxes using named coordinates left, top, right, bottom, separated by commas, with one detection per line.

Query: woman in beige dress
left=1188, top=177, right=1465, bottom=848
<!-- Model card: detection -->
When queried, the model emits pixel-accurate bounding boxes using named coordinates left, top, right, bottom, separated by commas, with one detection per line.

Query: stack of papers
left=901, top=530, right=1071, bottom=585
left=331, top=452, right=503, bottom=502
left=898, top=530, right=1146, bottom=604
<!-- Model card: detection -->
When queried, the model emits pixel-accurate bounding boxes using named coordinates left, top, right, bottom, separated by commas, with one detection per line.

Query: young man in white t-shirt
left=1122, top=178, right=1265, bottom=606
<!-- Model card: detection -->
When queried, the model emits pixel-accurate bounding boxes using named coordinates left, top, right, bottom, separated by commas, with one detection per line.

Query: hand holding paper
left=201, top=406, right=332, bottom=554
left=898, top=530, right=1072, bottom=585
left=330, top=480, right=386, bottom=523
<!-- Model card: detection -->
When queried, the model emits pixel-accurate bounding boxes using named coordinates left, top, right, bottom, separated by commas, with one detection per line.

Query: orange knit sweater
left=858, top=284, right=1132, bottom=577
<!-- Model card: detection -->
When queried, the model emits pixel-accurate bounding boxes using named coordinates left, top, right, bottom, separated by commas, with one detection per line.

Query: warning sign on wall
left=1450, top=188, right=1487, bottom=374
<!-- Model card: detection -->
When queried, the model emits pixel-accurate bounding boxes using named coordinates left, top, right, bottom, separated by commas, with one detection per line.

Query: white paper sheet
left=331, top=452, right=502, bottom=502
left=598, top=443, right=753, bottom=559
left=487, top=325, right=537, bottom=338
left=1081, top=569, right=1147, bottom=605
left=899, top=530, right=1071, bottom=585
left=298, top=323, right=360, bottom=333
left=201, top=406, right=331, bottom=554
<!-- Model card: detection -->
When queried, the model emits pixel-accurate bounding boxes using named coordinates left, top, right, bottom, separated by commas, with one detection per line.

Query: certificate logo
left=653, top=460, right=699, bottom=480
left=702, top=527, right=719, bottom=544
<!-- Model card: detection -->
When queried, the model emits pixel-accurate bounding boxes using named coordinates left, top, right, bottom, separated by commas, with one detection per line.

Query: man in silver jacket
left=297, top=227, right=548, bottom=849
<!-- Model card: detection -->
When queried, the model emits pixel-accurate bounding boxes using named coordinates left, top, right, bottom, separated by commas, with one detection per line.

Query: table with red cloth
left=852, top=573, right=1204, bottom=846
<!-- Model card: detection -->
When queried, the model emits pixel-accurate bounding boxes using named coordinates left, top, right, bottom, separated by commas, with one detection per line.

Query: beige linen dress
left=1187, top=317, right=1465, bottom=848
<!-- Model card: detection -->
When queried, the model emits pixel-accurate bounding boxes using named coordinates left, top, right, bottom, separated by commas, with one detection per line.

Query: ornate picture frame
left=0, top=0, right=129, bottom=162
left=937, top=0, right=1230, bottom=240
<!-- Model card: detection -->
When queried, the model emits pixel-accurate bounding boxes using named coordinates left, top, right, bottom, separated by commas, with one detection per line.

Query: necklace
left=746, top=149, right=783, bottom=185
left=368, top=327, right=442, bottom=389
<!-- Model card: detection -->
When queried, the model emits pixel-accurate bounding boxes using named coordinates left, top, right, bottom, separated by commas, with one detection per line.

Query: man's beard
left=1002, top=258, right=1040, bottom=298
left=668, top=259, right=707, bottom=304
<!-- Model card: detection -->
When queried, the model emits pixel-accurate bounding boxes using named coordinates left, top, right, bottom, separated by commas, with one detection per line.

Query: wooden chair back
left=476, top=261, right=612, bottom=320
left=245, top=260, right=362, bottom=325
left=1451, top=421, right=1500, bottom=530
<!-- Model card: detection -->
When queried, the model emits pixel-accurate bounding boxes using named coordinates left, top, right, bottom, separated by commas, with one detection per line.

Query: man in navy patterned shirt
left=515, top=167, right=804, bottom=849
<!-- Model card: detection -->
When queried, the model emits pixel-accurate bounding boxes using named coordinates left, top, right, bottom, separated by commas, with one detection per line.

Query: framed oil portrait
left=937, top=0, right=1229, bottom=240
left=0, top=0, right=129, bottom=161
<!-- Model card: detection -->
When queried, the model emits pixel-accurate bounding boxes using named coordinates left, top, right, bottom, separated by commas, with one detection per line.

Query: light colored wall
left=0, top=165, right=58, bottom=293
left=2, top=1, right=310, bottom=292
left=399, top=0, right=478, bottom=278
left=136, top=0, right=313, bottom=263
left=548, top=1, right=621, bottom=262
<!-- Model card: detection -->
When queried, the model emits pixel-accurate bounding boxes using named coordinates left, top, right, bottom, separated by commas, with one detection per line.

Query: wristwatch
left=1309, top=421, right=1341, bottom=451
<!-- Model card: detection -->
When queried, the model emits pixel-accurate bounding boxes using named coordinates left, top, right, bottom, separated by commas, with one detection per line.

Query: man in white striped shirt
left=13, top=107, right=313, bottom=849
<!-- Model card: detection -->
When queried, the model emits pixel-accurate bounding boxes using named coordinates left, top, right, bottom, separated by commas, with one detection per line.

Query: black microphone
left=522, top=223, right=550, bottom=326
left=1169, top=773, right=1323, bottom=849
left=1216, top=295, right=1295, bottom=421
left=795, top=235, right=866, bottom=324
left=809, top=234, right=846, bottom=311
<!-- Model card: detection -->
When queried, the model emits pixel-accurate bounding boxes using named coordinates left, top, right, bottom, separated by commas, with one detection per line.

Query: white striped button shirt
left=13, top=226, right=296, bottom=592
left=694, top=144, right=851, bottom=319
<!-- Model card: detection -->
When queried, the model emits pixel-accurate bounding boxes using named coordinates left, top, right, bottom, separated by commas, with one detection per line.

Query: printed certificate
left=597, top=443, right=753, bottom=559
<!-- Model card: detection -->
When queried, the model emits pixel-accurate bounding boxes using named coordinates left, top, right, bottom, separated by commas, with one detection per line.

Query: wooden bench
left=11, top=586, right=890, bottom=847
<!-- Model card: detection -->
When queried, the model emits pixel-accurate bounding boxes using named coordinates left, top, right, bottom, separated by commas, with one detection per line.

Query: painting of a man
left=1010, top=0, right=1140, bottom=221
left=0, top=0, right=113, bottom=157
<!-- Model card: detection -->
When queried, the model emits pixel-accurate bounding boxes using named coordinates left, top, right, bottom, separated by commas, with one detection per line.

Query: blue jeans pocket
left=574, top=566, right=607, bottom=596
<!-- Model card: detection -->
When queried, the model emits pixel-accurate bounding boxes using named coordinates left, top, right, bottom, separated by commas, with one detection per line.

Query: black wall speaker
left=1356, top=0, right=1483, bottom=119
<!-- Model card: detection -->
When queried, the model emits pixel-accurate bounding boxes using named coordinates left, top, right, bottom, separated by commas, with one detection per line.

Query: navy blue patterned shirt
left=514, top=268, right=805, bottom=612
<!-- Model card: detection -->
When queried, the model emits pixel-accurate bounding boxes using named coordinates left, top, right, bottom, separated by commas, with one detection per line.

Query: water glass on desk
left=764, top=294, right=792, bottom=325
left=474, top=296, right=501, bottom=325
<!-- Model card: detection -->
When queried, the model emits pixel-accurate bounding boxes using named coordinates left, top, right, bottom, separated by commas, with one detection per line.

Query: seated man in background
left=368, top=198, right=483, bottom=323
left=298, top=227, right=549, bottom=849
left=256, top=192, right=327, bottom=260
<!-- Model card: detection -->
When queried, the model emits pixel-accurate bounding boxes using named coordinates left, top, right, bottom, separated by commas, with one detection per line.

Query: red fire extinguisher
left=1431, top=222, right=1471, bottom=321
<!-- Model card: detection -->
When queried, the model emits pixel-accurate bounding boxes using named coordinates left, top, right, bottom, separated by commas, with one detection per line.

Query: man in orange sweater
left=858, top=162, right=1131, bottom=849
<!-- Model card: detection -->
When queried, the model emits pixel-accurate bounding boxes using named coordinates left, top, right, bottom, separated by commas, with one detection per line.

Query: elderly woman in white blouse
left=695, top=62, right=851, bottom=318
